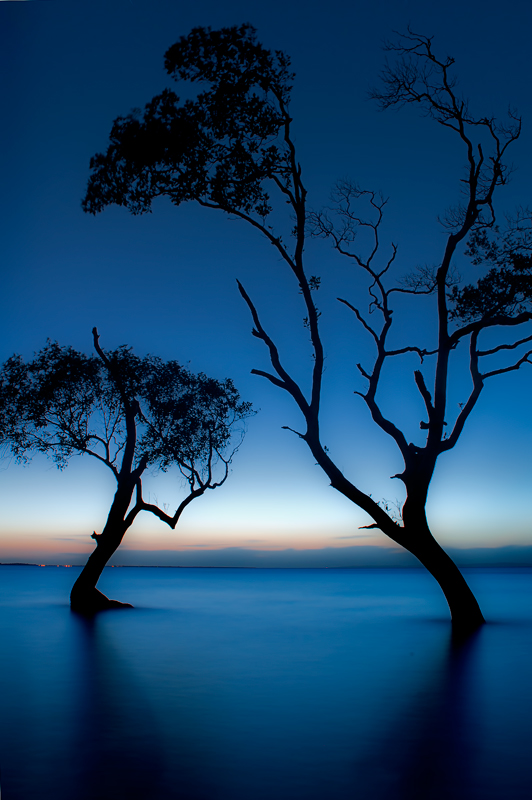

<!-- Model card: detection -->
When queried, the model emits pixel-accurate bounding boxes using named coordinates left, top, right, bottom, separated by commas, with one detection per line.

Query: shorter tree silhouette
left=0, top=329, right=253, bottom=612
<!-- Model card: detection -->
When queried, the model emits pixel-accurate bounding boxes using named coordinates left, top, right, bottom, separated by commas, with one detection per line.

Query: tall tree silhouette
left=82, top=25, right=532, bottom=631
left=0, top=329, right=252, bottom=612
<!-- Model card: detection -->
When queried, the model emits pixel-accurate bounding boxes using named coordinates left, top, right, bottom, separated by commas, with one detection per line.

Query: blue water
left=1, top=566, right=532, bottom=799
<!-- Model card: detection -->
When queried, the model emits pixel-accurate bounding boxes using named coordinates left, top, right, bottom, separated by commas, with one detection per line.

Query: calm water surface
left=1, top=565, right=531, bottom=799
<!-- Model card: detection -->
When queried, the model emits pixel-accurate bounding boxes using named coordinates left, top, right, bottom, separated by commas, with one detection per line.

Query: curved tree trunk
left=70, top=482, right=135, bottom=614
left=400, top=491, right=484, bottom=632
left=70, top=527, right=132, bottom=614
left=309, top=438, right=485, bottom=632
left=405, top=529, right=484, bottom=632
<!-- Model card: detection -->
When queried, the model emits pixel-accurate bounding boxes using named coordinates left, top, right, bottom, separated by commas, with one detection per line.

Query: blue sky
left=1, top=0, right=531, bottom=565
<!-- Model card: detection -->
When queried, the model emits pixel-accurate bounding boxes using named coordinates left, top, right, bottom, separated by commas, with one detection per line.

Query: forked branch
left=237, top=280, right=310, bottom=415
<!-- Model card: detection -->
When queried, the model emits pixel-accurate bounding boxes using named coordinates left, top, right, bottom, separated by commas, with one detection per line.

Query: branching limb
left=93, top=327, right=141, bottom=477
left=414, top=370, right=435, bottom=420
left=481, top=348, right=532, bottom=379
left=250, top=369, right=287, bottom=391
left=450, top=311, right=532, bottom=346
left=385, top=346, right=437, bottom=361
left=371, top=28, right=521, bottom=242
left=338, top=297, right=379, bottom=345
left=356, top=363, right=371, bottom=381
left=237, top=280, right=310, bottom=415
left=477, top=333, right=532, bottom=357
left=361, top=391, right=410, bottom=459
left=197, top=199, right=298, bottom=272
left=389, top=285, right=436, bottom=296
left=206, top=452, right=231, bottom=490
left=87, top=433, right=113, bottom=465
left=281, top=425, right=306, bottom=439
left=82, top=446, right=120, bottom=479
left=441, top=331, right=483, bottom=452
left=170, top=486, right=208, bottom=527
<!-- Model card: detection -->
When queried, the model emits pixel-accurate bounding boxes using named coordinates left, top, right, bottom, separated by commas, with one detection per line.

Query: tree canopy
left=82, top=23, right=294, bottom=221
left=2, top=333, right=250, bottom=489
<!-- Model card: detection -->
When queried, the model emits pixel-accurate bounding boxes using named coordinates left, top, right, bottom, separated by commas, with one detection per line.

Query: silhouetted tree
left=82, top=25, right=532, bottom=632
left=0, top=328, right=252, bottom=612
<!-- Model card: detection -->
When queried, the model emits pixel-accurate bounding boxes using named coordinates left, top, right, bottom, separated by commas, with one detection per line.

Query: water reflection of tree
left=351, top=628, right=483, bottom=800
left=67, top=612, right=216, bottom=800
left=67, top=613, right=166, bottom=800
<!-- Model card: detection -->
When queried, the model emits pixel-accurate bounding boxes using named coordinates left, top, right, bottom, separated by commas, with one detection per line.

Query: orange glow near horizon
left=2, top=523, right=532, bottom=566
left=2, top=497, right=532, bottom=554
left=0, top=522, right=392, bottom=563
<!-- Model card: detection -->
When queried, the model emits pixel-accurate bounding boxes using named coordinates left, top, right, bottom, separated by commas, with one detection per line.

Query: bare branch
left=385, top=346, right=437, bottom=361
left=450, top=311, right=532, bottom=346
left=441, top=331, right=483, bottom=452
left=371, top=27, right=521, bottom=244
left=481, top=349, right=532, bottom=379
left=250, top=368, right=286, bottom=391
left=238, top=280, right=310, bottom=415
left=477, top=333, right=532, bottom=357
left=281, top=425, right=306, bottom=439
left=82, top=447, right=120, bottom=479
left=338, top=297, right=380, bottom=345
left=356, top=363, right=371, bottom=381
left=197, top=199, right=298, bottom=272
left=359, top=388, right=410, bottom=459
left=414, top=370, right=435, bottom=419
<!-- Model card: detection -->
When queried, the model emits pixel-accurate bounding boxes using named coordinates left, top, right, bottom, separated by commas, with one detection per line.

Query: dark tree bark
left=70, top=481, right=136, bottom=613
left=406, top=527, right=484, bottom=632
left=400, top=451, right=484, bottom=630
left=400, top=494, right=484, bottom=631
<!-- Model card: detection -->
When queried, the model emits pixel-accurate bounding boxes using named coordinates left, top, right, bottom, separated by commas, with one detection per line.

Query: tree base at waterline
left=70, top=586, right=133, bottom=614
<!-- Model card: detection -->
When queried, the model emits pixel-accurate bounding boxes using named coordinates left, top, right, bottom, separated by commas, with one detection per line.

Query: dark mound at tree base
left=70, top=587, right=133, bottom=614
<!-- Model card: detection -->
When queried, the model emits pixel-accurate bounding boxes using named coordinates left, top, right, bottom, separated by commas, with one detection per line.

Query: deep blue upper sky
left=1, top=0, right=531, bottom=564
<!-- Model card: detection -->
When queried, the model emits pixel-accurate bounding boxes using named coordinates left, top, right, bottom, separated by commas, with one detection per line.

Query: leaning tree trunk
left=310, top=438, right=485, bottom=632
left=70, top=482, right=135, bottom=613
left=401, top=499, right=484, bottom=633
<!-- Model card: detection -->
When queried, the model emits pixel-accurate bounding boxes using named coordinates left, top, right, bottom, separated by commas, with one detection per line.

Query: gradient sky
left=1, top=0, right=531, bottom=565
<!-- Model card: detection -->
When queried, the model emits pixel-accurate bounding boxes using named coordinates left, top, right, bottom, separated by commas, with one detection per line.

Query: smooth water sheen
left=1, top=565, right=532, bottom=799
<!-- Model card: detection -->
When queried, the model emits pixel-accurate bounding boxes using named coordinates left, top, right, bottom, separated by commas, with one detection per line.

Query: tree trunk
left=70, top=482, right=135, bottom=614
left=309, top=439, right=484, bottom=631
left=70, top=529, right=132, bottom=614
left=396, top=475, right=485, bottom=633
left=403, top=521, right=485, bottom=634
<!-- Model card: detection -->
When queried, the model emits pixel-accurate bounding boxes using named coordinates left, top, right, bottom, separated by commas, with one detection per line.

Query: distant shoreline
left=2, top=563, right=532, bottom=570
left=5, top=544, right=532, bottom=569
